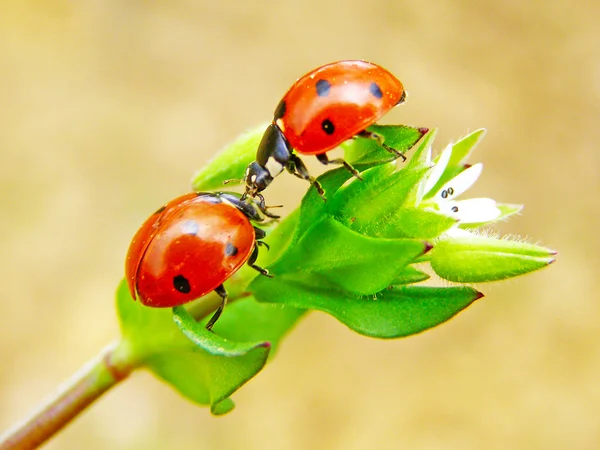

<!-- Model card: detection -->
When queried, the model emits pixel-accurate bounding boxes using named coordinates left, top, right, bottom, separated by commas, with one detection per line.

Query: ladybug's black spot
left=274, top=99, right=286, bottom=120
left=369, top=82, right=383, bottom=99
left=153, top=205, right=167, bottom=215
left=322, top=119, right=335, bottom=135
left=315, top=79, right=331, bottom=97
left=225, top=242, right=239, bottom=257
left=173, top=275, right=191, bottom=294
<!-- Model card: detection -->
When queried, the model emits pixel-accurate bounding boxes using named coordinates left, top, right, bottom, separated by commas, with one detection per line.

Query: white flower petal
left=422, top=143, right=452, bottom=196
left=439, top=198, right=501, bottom=223
left=433, top=163, right=483, bottom=201
left=425, top=145, right=433, bottom=164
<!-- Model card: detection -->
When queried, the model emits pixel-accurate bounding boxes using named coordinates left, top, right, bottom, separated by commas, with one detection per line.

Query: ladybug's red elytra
left=244, top=60, right=406, bottom=199
left=125, top=192, right=271, bottom=330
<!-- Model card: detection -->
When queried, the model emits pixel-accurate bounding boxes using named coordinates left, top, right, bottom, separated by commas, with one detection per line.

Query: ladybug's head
left=244, top=161, right=273, bottom=198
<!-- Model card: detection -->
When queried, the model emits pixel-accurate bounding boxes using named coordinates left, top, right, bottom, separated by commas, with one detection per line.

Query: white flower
left=416, top=143, right=501, bottom=225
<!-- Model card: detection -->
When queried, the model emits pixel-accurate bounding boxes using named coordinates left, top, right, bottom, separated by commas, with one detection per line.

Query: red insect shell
left=276, top=60, right=405, bottom=155
left=125, top=193, right=256, bottom=307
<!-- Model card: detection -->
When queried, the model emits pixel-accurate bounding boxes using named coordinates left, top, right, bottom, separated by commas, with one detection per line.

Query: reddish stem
left=0, top=340, right=134, bottom=450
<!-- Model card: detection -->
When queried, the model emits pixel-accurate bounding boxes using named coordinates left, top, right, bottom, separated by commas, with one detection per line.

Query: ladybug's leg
left=253, top=227, right=271, bottom=250
left=357, top=130, right=407, bottom=161
left=254, top=194, right=281, bottom=219
left=206, top=284, right=228, bottom=330
left=315, top=153, right=363, bottom=181
left=286, top=154, right=326, bottom=198
left=247, top=243, right=273, bottom=278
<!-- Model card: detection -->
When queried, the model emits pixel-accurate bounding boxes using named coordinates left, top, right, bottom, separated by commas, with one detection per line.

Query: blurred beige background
left=1, top=1, right=598, bottom=449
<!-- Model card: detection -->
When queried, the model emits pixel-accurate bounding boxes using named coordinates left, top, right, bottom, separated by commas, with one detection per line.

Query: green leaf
left=426, top=129, right=487, bottom=197
left=389, top=265, right=430, bottom=285
left=343, top=124, right=427, bottom=165
left=384, top=207, right=457, bottom=239
left=406, top=128, right=439, bottom=169
left=116, top=279, right=301, bottom=414
left=172, top=306, right=270, bottom=357
left=190, top=124, right=267, bottom=191
left=252, top=274, right=482, bottom=338
left=266, top=217, right=430, bottom=295
left=447, top=129, right=487, bottom=167
left=329, top=166, right=433, bottom=237
left=431, top=235, right=557, bottom=282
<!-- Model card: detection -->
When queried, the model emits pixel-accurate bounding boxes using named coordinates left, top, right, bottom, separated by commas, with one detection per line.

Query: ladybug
left=125, top=192, right=271, bottom=330
left=243, top=60, right=406, bottom=199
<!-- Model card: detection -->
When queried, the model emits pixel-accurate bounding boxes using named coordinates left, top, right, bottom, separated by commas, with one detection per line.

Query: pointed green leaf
left=406, top=128, right=438, bottom=169
left=384, top=207, right=457, bottom=239
left=447, top=129, right=487, bottom=167
left=431, top=235, right=556, bottom=282
left=389, top=265, right=430, bottom=285
left=344, top=124, right=427, bottom=165
left=191, top=124, right=267, bottom=191
left=251, top=274, right=482, bottom=338
left=427, top=129, right=487, bottom=197
left=329, top=164, right=430, bottom=236
left=116, top=279, right=302, bottom=414
left=267, top=217, right=430, bottom=295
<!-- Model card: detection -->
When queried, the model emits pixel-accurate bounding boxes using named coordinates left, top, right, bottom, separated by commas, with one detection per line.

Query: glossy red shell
left=276, top=60, right=404, bottom=155
left=125, top=193, right=256, bottom=308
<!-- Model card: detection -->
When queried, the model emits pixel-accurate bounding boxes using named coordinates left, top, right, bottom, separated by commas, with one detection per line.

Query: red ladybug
left=244, top=60, right=406, bottom=198
left=125, top=192, right=271, bottom=330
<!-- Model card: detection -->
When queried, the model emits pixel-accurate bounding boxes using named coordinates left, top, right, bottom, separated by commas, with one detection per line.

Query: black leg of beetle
left=254, top=193, right=281, bottom=219
left=257, top=240, right=270, bottom=251
left=253, top=226, right=266, bottom=240
left=287, top=154, right=326, bottom=198
left=315, top=153, right=363, bottom=180
left=247, top=243, right=273, bottom=278
left=206, top=284, right=228, bottom=331
left=357, top=130, right=406, bottom=161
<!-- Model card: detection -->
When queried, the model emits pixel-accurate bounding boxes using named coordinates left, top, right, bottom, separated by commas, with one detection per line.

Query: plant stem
left=0, top=339, right=135, bottom=450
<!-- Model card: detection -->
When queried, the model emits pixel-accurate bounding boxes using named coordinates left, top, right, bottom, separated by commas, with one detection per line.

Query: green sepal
left=115, top=279, right=303, bottom=415
left=343, top=124, right=427, bottom=165
left=251, top=274, right=482, bottom=338
left=431, top=235, right=557, bottom=282
left=268, top=217, right=430, bottom=295
left=389, top=265, right=430, bottom=285
left=329, top=164, right=430, bottom=237
left=190, top=124, right=267, bottom=191
left=425, top=129, right=486, bottom=199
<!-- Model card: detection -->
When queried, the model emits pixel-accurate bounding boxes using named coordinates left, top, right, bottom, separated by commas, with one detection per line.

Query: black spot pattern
left=274, top=99, right=286, bottom=120
left=322, top=119, right=335, bottom=135
left=315, top=79, right=331, bottom=97
left=173, top=275, right=191, bottom=293
left=225, top=242, right=239, bottom=256
left=369, top=82, right=383, bottom=99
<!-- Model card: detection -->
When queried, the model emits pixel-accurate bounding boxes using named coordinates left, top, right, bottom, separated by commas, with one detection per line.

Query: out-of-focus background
left=1, top=1, right=598, bottom=449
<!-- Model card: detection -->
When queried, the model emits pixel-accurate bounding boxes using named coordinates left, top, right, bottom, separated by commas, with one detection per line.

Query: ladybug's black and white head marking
left=244, top=123, right=293, bottom=197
